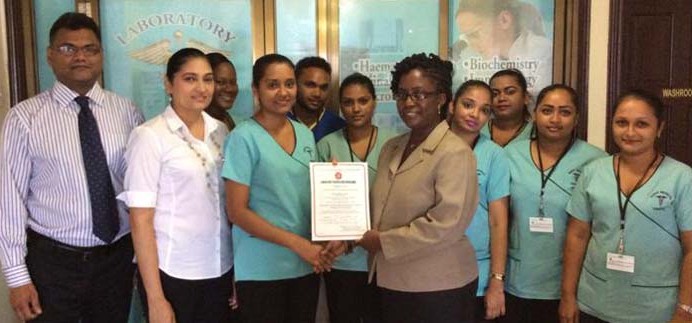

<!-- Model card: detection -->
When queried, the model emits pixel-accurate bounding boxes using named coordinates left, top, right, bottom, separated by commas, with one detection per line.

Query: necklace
left=176, top=129, right=224, bottom=192
left=407, top=135, right=424, bottom=149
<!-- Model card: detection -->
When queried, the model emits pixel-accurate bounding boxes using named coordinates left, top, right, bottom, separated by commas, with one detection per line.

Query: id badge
left=606, top=252, right=635, bottom=273
left=529, top=217, right=554, bottom=233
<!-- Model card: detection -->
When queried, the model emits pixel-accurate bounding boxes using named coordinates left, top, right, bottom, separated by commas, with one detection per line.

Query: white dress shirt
left=0, top=82, right=142, bottom=288
left=119, top=105, right=232, bottom=280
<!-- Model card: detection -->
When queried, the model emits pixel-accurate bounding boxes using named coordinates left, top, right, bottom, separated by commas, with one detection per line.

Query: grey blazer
left=369, top=121, right=479, bottom=292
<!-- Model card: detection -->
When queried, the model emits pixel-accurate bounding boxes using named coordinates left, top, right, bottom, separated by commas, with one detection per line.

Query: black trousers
left=25, top=230, right=135, bottom=323
left=235, top=273, right=320, bottom=323
left=137, top=268, right=236, bottom=323
left=323, top=269, right=380, bottom=323
left=499, top=293, right=560, bottom=323
left=380, top=279, right=478, bottom=323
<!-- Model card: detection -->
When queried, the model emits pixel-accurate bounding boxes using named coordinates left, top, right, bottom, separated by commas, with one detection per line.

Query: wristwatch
left=490, top=272, right=505, bottom=281
left=679, top=303, right=692, bottom=315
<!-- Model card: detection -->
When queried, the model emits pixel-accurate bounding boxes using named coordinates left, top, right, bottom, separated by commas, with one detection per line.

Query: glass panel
left=99, top=0, right=254, bottom=120
left=34, top=0, right=75, bottom=92
left=449, top=0, right=555, bottom=95
left=340, top=0, right=440, bottom=134
left=276, top=0, right=317, bottom=63
left=1, top=1, right=9, bottom=117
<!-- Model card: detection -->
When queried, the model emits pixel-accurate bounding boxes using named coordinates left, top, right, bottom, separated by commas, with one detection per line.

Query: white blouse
left=119, top=105, right=232, bottom=280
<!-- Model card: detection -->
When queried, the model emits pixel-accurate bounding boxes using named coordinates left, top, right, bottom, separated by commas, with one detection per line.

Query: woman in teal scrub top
left=482, top=69, right=534, bottom=147
left=222, top=53, right=342, bottom=323
left=316, top=72, right=393, bottom=323
left=448, top=80, right=510, bottom=322
left=560, top=90, right=692, bottom=323
left=503, top=85, right=606, bottom=323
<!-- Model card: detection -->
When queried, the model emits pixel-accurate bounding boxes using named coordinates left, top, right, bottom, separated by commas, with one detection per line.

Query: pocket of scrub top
left=509, top=220, right=520, bottom=251
left=631, top=271, right=680, bottom=288
left=582, top=265, right=606, bottom=282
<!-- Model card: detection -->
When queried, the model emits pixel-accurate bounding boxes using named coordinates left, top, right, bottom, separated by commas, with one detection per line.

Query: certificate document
left=310, top=162, right=371, bottom=241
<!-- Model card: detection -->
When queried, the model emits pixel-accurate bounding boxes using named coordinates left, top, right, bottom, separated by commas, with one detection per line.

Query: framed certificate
left=310, top=162, right=371, bottom=241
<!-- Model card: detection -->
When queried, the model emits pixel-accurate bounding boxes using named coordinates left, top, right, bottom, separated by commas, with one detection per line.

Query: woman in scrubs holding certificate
left=223, top=54, right=341, bottom=323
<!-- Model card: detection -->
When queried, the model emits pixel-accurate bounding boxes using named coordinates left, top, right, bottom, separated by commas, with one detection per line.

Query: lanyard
left=345, top=126, right=376, bottom=163
left=614, top=153, right=661, bottom=253
left=536, top=137, right=574, bottom=217
left=490, top=119, right=528, bottom=147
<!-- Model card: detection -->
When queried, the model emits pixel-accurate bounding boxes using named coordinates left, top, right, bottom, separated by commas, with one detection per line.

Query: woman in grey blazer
left=359, top=53, right=480, bottom=323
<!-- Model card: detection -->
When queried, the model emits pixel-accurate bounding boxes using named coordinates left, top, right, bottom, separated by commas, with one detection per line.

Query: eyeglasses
left=393, top=90, right=439, bottom=103
left=51, top=44, right=101, bottom=57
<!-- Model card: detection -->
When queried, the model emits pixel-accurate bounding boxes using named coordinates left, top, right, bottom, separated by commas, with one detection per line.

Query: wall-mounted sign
left=662, top=88, right=692, bottom=99
left=100, top=0, right=253, bottom=120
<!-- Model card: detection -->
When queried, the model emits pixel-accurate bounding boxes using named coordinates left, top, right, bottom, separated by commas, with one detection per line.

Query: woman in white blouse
left=119, top=48, right=233, bottom=323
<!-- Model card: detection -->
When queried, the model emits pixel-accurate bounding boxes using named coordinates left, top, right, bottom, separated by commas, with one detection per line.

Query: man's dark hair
left=49, top=12, right=101, bottom=45
left=295, top=56, right=332, bottom=79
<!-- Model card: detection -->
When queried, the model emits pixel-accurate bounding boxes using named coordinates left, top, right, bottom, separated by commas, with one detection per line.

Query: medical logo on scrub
left=650, top=191, right=673, bottom=210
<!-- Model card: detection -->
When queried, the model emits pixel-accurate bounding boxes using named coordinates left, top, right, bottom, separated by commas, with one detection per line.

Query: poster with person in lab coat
left=451, top=0, right=554, bottom=97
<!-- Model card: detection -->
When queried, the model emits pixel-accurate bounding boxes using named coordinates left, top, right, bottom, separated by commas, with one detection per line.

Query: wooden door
left=608, top=0, right=692, bottom=165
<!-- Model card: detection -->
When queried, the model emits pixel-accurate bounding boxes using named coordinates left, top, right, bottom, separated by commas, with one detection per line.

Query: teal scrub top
left=466, top=134, right=510, bottom=296
left=505, top=139, right=606, bottom=299
left=222, top=118, right=316, bottom=281
left=315, top=127, right=394, bottom=271
left=567, top=156, right=692, bottom=323
left=481, top=120, right=534, bottom=147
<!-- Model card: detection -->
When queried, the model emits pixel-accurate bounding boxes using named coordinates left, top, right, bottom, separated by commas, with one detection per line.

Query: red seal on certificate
left=335, top=171, right=342, bottom=180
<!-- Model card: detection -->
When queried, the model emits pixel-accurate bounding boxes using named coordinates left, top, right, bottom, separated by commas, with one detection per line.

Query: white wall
left=586, top=0, right=610, bottom=149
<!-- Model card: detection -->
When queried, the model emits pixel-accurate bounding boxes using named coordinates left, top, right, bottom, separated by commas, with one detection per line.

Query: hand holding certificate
left=310, top=162, right=371, bottom=241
